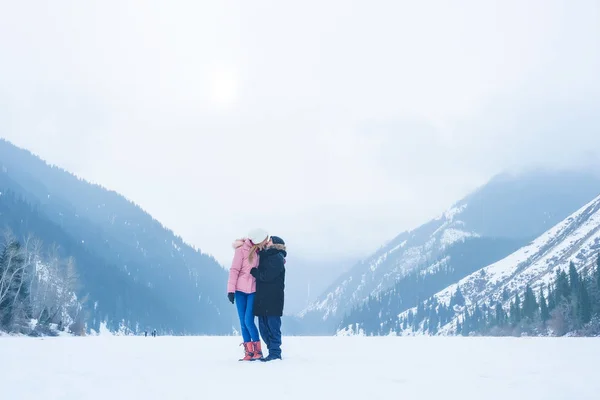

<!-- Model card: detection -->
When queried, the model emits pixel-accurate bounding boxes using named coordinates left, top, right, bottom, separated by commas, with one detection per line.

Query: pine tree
left=522, top=284, right=538, bottom=320
left=596, top=253, right=600, bottom=289
left=502, top=286, right=509, bottom=302
left=569, top=261, right=580, bottom=294
left=429, top=308, right=439, bottom=335
left=509, top=301, right=515, bottom=326
left=595, top=253, right=600, bottom=314
left=577, top=280, right=592, bottom=325
left=450, top=286, right=465, bottom=307
left=495, top=302, right=506, bottom=327
left=555, top=269, right=570, bottom=301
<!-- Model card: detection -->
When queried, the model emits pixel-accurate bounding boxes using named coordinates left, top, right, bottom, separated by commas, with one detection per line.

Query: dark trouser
left=258, top=316, right=282, bottom=358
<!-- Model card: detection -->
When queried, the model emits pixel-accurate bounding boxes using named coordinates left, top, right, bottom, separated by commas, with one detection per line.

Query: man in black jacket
left=250, top=235, right=286, bottom=361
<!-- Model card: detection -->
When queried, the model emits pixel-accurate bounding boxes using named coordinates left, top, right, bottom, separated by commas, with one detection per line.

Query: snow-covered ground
left=1, top=336, right=597, bottom=399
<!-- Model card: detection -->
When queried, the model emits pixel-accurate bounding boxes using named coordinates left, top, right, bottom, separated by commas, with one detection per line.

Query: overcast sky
left=1, top=0, right=599, bottom=265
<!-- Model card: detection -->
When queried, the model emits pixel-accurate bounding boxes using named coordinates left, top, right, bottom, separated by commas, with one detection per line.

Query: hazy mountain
left=284, top=255, right=355, bottom=315
left=372, top=192, right=600, bottom=337
left=0, top=139, right=234, bottom=334
left=301, top=169, right=600, bottom=334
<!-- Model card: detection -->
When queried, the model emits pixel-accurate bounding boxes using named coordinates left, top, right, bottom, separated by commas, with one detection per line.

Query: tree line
left=0, top=231, right=86, bottom=336
left=338, top=236, right=525, bottom=335
left=400, top=254, right=600, bottom=336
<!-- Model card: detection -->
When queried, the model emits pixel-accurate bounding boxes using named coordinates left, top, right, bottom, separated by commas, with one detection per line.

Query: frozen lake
left=1, top=336, right=598, bottom=399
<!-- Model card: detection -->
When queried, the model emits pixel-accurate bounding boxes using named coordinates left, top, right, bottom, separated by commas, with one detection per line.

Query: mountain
left=370, top=192, right=600, bottom=337
left=0, top=139, right=234, bottom=334
left=301, top=170, right=600, bottom=334
left=283, top=255, right=355, bottom=315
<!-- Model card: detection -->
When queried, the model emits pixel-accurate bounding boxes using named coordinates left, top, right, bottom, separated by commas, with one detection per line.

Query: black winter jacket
left=251, top=244, right=286, bottom=317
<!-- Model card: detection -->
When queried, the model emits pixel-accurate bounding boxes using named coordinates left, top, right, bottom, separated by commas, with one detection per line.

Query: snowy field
left=1, top=336, right=598, bottom=400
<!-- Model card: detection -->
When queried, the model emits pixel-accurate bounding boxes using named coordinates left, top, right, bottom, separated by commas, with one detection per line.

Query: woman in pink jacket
left=228, top=228, right=269, bottom=361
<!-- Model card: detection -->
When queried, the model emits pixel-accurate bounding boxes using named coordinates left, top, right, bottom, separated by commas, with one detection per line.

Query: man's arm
left=250, top=254, right=284, bottom=282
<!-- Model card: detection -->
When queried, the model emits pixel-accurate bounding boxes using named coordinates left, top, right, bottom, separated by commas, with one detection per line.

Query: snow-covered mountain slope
left=300, top=170, right=600, bottom=334
left=0, top=138, right=232, bottom=335
left=299, top=206, right=480, bottom=329
left=386, top=193, right=600, bottom=336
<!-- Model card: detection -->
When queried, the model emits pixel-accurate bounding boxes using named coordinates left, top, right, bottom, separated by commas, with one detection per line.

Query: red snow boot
left=251, top=341, right=263, bottom=360
left=239, top=342, right=254, bottom=361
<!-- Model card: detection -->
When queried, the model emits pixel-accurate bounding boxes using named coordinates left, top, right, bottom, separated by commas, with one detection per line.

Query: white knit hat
left=248, top=228, right=269, bottom=244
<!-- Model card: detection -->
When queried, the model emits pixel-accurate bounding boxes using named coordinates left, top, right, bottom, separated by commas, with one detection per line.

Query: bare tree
left=0, top=231, right=86, bottom=335
left=0, top=231, right=28, bottom=331
left=30, top=244, right=61, bottom=325
left=24, top=234, right=43, bottom=297
left=0, top=233, right=24, bottom=302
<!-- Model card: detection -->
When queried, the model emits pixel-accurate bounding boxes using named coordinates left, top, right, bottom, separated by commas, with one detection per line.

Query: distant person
left=251, top=235, right=286, bottom=361
left=228, top=228, right=270, bottom=361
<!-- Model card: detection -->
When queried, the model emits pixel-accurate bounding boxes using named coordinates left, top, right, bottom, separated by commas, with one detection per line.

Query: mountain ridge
left=0, top=138, right=233, bottom=334
left=301, top=169, right=600, bottom=334
left=338, top=191, right=600, bottom=336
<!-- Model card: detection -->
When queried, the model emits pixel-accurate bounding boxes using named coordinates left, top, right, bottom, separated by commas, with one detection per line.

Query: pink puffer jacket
left=227, top=239, right=258, bottom=294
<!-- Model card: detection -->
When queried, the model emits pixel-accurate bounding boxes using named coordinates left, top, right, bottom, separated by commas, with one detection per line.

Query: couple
left=227, top=228, right=286, bottom=362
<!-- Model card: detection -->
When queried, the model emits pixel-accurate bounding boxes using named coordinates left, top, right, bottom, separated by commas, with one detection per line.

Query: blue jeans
left=258, top=316, right=282, bottom=358
left=235, top=291, right=259, bottom=342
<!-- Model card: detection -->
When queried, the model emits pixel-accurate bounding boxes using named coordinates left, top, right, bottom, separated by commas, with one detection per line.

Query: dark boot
left=260, top=353, right=282, bottom=362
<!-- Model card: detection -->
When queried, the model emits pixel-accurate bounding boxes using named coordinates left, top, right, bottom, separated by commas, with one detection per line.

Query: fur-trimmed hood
left=269, top=243, right=286, bottom=252
left=261, top=243, right=287, bottom=259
